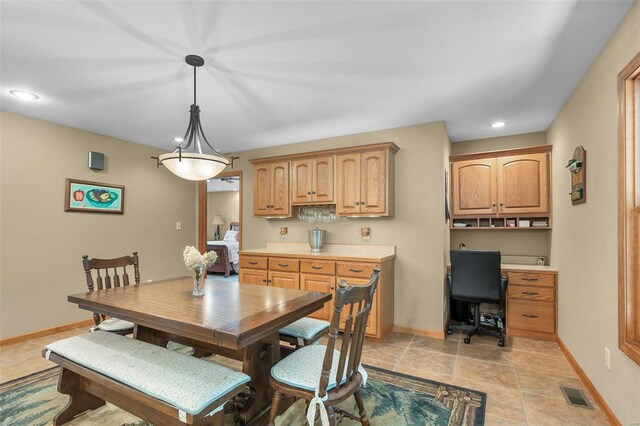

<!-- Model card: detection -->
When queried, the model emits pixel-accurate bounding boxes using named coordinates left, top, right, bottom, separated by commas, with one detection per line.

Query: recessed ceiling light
left=9, top=89, right=40, bottom=101
left=491, top=121, right=506, bottom=129
left=173, top=137, right=184, bottom=143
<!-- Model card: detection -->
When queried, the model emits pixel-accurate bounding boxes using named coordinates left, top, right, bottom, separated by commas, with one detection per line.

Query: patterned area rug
left=1, top=362, right=485, bottom=426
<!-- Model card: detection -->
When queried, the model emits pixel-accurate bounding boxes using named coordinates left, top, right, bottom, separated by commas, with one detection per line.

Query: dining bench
left=43, top=331, right=250, bottom=426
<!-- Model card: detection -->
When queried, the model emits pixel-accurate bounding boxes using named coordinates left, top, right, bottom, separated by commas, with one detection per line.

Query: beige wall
left=207, top=191, right=240, bottom=240
left=231, top=122, right=451, bottom=332
left=449, top=132, right=551, bottom=259
left=0, top=112, right=197, bottom=339
left=547, top=3, right=640, bottom=423
left=450, top=131, right=547, bottom=155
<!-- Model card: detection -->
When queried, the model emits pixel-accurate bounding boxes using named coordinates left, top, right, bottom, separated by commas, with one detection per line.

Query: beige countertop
left=447, top=263, right=557, bottom=273
left=240, top=242, right=396, bottom=262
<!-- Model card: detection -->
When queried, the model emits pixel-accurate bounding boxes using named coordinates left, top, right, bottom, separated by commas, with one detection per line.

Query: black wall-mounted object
left=88, top=151, right=104, bottom=171
left=566, top=146, right=586, bottom=205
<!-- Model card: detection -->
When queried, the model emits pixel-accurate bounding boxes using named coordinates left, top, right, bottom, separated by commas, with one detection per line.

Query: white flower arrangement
left=183, top=246, right=218, bottom=272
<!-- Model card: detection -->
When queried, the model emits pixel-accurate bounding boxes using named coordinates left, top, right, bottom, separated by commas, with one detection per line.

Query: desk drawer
left=508, top=285, right=555, bottom=302
left=240, top=256, right=267, bottom=270
left=508, top=301, right=554, bottom=333
left=268, top=258, right=300, bottom=272
left=508, top=272, right=555, bottom=287
left=336, top=262, right=379, bottom=279
left=300, top=259, right=336, bottom=275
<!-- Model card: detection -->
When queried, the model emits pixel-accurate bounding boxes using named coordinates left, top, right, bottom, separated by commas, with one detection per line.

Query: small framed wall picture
left=64, top=178, right=125, bottom=214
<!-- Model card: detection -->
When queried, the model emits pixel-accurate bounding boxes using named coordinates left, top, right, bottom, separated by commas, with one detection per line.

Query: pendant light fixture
left=153, top=55, right=233, bottom=181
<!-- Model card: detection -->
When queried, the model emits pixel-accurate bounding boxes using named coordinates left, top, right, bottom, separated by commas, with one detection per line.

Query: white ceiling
left=0, top=1, right=633, bottom=152
left=207, top=177, right=239, bottom=192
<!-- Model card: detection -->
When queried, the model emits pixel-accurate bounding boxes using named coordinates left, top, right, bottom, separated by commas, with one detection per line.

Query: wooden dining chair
left=268, top=269, right=380, bottom=426
left=82, top=252, right=140, bottom=335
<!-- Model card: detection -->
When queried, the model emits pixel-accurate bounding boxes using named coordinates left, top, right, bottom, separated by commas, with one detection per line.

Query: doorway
left=197, top=171, right=243, bottom=279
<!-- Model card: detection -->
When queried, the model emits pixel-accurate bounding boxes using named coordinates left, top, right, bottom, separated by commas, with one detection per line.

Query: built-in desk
left=448, top=263, right=558, bottom=341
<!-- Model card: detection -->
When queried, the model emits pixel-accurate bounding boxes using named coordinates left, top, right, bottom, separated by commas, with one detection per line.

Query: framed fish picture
left=64, top=179, right=124, bottom=214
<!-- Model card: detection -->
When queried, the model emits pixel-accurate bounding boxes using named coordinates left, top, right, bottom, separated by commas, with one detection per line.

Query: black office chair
left=447, top=250, right=508, bottom=347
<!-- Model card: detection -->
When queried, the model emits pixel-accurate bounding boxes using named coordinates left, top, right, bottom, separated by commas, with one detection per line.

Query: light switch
left=176, top=221, right=182, bottom=230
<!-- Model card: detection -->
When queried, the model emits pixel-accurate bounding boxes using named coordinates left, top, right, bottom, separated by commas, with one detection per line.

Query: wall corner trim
left=556, top=336, right=621, bottom=426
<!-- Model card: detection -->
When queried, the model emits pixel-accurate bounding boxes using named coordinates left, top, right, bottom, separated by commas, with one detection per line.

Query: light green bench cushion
left=271, top=344, right=366, bottom=392
left=279, top=318, right=329, bottom=341
left=45, top=331, right=250, bottom=416
left=96, top=318, right=134, bottom=332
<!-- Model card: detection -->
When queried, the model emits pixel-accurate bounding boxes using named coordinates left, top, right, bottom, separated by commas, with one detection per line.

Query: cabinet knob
left=330, top=286, right=335, bottom=290
left=312, top=191, right=316, bottom=194
left=307, top=192, right=311, bottom=195
left=360, top=201, right=365, bottom=205
left=355, top=202, right=360, bottom=205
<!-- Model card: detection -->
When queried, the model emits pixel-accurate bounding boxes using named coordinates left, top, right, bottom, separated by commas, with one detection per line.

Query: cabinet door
left=253, top=164, right=271, bottom=216
left=239, top=269, right=268, bottom=286
left=360, top=150, right=387, bottom=215
left=300, top=273, right=335, bottom=321
left=336, top=276, right=377, bottom=335
left=270, top=161, right=290, bottom=216
left=336, top=153, right=361, bottom=215
left=312, top=156, right=334, bottom=203
left=291, top=159, right=312, bottom=204
left=268, top=270, right=299, bottom=289
left=451, top=159, right=497, bottom=216
left=497, top=153, right=549, bottom=215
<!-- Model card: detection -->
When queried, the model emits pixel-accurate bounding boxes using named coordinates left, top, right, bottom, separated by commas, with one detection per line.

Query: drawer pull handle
left=311, top=266, right=324, bottom=270
left=522, top=291, right=539, bottom=296
left=522, top=313, right=539, bottom=318
left=349, top=268, right=364, bottom=273
left=522, top=277, right=539, bottom=281
left=277, top=263, right=289, bottom=267
left=329, top=286, right=335, bottom=290
left=248, top=261, right=258, bottom=265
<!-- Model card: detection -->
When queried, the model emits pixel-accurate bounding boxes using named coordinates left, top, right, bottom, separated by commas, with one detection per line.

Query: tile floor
left=0, top=328, right=610, bottom=425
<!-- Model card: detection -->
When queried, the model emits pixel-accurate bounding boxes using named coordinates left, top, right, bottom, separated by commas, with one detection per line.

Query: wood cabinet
left=253, top=161, right=291, bottom=217
left=497, top=153, right=549, bottom=215
left=451, top=158, right=498, bottom=216
left=450, top=146, right=551, bottom=228
left=239, top=252, right=395, bottom=341
left=251, top=142, right=398, bottom=218
left=506, top=270, right=557, bottom=341
left=291, top=156, right=334, bottom=204
left=337, top=149, right=393, bottom=216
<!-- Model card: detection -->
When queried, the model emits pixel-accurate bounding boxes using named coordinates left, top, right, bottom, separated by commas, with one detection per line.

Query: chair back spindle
left=318, top=268, right=379, bottom=397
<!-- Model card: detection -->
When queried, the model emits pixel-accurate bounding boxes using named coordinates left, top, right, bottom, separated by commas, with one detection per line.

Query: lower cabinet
left=300, top=273, right=335, bottom=321
left=506, top=270, right=557, bottom=341
left=239, top=253, right=394, bottom=341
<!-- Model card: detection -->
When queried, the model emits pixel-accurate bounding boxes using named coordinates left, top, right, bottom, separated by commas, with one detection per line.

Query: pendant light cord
left=193, top=65, right=197, bottom=105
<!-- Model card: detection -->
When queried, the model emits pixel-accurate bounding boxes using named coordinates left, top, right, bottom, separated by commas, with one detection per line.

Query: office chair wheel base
left=446, top=328, right=453, bottom=335
left=498, top=338, right=505, bottom=347
left=463, top=336, right=471, bottom=344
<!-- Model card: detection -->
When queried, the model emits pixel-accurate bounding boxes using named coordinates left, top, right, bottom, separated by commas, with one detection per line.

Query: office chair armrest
left=500, top=275, right=508, bottom=300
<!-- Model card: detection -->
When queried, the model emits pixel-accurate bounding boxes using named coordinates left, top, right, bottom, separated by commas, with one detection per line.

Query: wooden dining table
left=67, top=277, right=331, bottom=425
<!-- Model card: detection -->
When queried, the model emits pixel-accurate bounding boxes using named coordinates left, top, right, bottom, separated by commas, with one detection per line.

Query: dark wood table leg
left=133, top=324, right=169, bottom=347
left=239, top=332, right=281, bottom=425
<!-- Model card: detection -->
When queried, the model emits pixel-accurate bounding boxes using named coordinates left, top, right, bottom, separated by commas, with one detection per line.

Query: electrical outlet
left=176, top=221, right=182, bottom=230
left=147, top=279, right=153, bottom=283
left=604, top=347, right=611, bottom=370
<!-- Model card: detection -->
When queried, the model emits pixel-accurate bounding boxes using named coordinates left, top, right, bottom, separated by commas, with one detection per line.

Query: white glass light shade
left=159, top=152, right=229, bottom=181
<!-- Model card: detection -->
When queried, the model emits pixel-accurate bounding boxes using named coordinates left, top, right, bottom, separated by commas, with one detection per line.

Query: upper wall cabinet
left=450, top=146, right=552, bottom=226
left=253, top=161, right=291, bottom=217
left=337, top=150, right=392, bottom=216
left=251, top=142, right=398, bottom=218
left=291, top=156, right=334, bottom=205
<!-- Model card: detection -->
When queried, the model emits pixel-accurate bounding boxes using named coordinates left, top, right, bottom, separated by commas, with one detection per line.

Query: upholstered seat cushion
left=96, top=317, right=134, bottom=332
left=45, top=331, right=250, bottom=415
left=271, top=344, right=366, bottom=392
left=279, top=318, right=329, bottom=341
